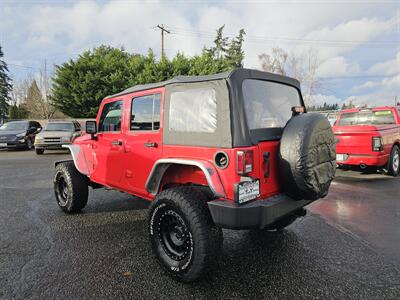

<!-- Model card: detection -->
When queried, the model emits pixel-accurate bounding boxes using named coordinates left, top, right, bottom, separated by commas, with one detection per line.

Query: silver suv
left=34, top=120, right=82, bottom=155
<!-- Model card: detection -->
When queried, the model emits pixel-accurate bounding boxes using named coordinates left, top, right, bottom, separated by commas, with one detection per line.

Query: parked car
left=53, top=69, right=336, bottom=282
left=333, top=106, right=400, bottom=176
left=0, top=120, right=42, bottom=150
left=34, top=120, right=82, bottom=155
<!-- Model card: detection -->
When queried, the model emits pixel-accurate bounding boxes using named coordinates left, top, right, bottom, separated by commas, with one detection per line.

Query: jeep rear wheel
left=54, top=161, right=88, bottom=213
left=148, top=187, right=222, bottom=282
left=387, top=145, right=400, bottom=177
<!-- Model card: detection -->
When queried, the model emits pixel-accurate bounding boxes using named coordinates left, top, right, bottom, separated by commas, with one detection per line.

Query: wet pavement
left=0, top=150, right=399, bottom=299
left=309, top=169, right=400, bottom=266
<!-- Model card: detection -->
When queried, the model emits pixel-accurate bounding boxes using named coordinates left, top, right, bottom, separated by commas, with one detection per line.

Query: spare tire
left=279, top=113, right=336, bottom=200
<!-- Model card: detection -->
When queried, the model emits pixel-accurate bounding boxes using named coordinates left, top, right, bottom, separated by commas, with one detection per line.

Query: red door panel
left=120, top=89, right=164, bottom=198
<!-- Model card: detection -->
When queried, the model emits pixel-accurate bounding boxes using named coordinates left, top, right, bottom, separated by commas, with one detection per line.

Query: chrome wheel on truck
left=388, top=145, right=400, bottom=177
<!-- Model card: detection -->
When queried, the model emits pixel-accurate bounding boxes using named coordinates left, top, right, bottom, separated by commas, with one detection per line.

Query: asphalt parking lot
left=1, top=150, right=399, bottom=299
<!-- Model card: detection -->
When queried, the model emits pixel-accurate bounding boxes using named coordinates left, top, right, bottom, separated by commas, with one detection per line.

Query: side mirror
left=37, top=127, right=42, bottom=133
left=86, top=120, right=97, bottom=140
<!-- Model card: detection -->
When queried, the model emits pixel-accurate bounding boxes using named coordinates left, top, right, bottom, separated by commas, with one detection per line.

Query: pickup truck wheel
left=148, top=187, right=222, bottom=282
left=54, top=162, right=88, bottom=213
left=35, top=149, right=44, bottom=155
left=387, top=145, right=400, bottom=177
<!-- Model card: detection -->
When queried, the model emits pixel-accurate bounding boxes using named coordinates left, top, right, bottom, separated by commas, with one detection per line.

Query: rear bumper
left=207, top=194, right=312, bottom=229
left=336, top=153, right=389, bottom=167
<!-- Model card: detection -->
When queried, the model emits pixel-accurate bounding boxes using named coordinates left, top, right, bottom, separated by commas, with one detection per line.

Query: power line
left=168, top=26, right=399, bottom=48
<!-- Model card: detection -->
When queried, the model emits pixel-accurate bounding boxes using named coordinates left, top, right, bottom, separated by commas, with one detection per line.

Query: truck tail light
left=372, top=136, right=383, bottom=152
left=237, top=150, right=253, bottom=175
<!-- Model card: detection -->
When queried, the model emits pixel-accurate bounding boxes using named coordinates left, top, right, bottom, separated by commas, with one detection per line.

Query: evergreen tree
left=8, top=103, right=28, bottom=119
left=207, top=25, right=229, bottom=59
left=226, top=29, right=246, bottom=68
left=0, top=46, right=12, bottom=119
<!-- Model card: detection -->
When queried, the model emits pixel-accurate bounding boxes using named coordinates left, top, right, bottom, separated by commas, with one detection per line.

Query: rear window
left=338, top=110, right=395, bottom=126
left=242, top=79, right=301, bottom=129
left=169, top=88, right=217, bottom=133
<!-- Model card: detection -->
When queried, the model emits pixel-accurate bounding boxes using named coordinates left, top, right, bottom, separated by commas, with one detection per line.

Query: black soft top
left=106, top=68, right=300, bottom=99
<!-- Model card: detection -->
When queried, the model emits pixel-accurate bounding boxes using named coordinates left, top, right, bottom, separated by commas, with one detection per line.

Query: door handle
left=111, top=140, right=123, bottom=146
left=263, top=151, right=270, bottom=178
left=144, top=142, right=157, bottom=148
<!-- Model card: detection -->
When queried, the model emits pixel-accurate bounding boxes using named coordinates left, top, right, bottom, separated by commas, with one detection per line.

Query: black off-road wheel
left=387, top=145, right=400, bottom=177
left=36, top=149, right=44, bottom=155
left=148, top=187, right=222, bottom=282
left=54, top=161, right=88, bottom=213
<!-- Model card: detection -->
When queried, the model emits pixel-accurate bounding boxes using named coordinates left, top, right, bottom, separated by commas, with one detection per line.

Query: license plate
left=336, top=154, right=345, bottom=161
left=236, top=179, right=260, bottom=204
left=0, top=143, right=7, bottom=147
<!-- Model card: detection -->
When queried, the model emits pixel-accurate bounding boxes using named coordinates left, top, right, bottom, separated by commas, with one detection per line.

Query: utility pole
left=155, top=24, right=170, bottom=59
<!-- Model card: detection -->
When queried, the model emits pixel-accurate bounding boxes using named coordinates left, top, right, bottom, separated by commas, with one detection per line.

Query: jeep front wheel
left=54, top=161, right=88, bottom=213
left=148, top=187, right=222, bottom=282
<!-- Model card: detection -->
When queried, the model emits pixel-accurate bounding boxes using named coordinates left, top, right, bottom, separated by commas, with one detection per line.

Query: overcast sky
left=1, top=0, right=399, bottom=107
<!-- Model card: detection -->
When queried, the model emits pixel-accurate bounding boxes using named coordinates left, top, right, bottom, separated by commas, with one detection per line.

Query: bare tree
left=259, top=47, right=324, bottom=106
left=9, top=78, right=30, bottom=106
left=13, top=61, right=59, bottom=119
left=258, top=48, right=288, bottom=76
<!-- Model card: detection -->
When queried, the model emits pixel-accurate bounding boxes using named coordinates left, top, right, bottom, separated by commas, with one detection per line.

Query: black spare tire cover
left=279, top=113, right=336, bottom=200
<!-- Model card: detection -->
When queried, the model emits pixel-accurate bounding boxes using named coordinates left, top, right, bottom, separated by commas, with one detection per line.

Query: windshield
left=44, top=123, right=74, bottom=131
left=0, top=122, right=28, bottom=131
left=338, top=110, right=396, bottom=126
left=242, top=79, right=301, bottom=129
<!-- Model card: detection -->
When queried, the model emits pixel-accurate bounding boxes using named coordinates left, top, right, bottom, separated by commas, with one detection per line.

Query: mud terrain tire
left=54, top=161, right=88, bottom=213
left=279, top=113, right=336, bottom=200
left=148, top=187, right=222, bottom=282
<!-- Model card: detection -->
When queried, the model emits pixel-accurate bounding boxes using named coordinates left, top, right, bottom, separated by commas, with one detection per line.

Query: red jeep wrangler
left=53, top=69, right=336, bottom=282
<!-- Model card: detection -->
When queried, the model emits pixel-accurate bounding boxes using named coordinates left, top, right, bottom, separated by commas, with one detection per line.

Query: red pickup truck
left=333, top=106, right=400, bottom=176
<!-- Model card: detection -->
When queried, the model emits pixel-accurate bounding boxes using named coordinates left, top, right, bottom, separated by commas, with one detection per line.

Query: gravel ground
left=0, top=150, right=399, bottom=299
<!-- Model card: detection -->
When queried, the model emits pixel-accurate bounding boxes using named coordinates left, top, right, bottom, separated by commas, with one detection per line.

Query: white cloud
left=367, top=52, right=400, bottom=76
left=318, top=56, right=360, bottom=77
left=348, top=74, right=400, bottom=106
left=301, top=16, right=397, bottom=60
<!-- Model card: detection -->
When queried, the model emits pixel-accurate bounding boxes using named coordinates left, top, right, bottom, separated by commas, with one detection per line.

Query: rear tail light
left=237, top=150, right=253, bottom=175
left=372, top=136, right=383, bottom=152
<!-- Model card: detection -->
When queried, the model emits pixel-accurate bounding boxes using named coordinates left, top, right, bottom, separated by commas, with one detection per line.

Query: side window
left=131, top=94, right=161, bottom=131
left=169, top=88, right=217, bottom=133
left=98, top=100, right=123, bottom=132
